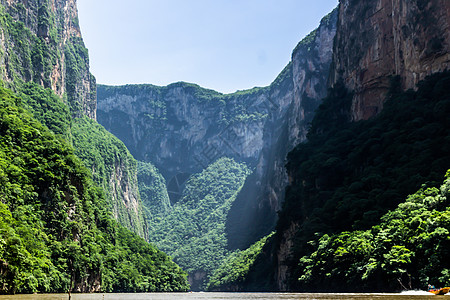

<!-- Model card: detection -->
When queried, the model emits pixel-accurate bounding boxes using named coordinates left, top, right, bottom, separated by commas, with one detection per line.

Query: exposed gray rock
left=0, top=0, right=96, bottom=119
left=97, top=9, right=338, bottom=250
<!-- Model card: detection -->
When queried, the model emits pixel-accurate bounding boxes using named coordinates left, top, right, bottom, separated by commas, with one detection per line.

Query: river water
left=0, top=291, right=443, bottom=300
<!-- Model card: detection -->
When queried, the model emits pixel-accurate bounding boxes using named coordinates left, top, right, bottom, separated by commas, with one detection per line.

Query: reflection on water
left=0, top=291, right=441, bottom=300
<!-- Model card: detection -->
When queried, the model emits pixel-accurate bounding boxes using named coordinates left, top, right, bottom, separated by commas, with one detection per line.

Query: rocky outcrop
left=97, top=10, right=338, bottom=251
left=228, top=9, right=338, bottom=249
left=329, top=0, right=450, bottom=120
left=276, top=222, right=299, bottom=291
left=0, top=1, right=146, bottom=240
left=71, top=118, right=148, bottom=239
left=109, top=157, right=146, bottom=238
left=290, top=10, right=337, bottom=144
left=97, top=83, right=268, bottom=179
left=270, top=10, right=338, bottom=287
left=272, top=0, right=450, bottom=291
left=0, top=0, right=96, bottom=118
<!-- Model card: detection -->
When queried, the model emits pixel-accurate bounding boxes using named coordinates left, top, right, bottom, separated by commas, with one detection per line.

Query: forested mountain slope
left=202, top=71, right=450, bottom=292
left=147, top=158, right=251, bottom=290
left=96, top=10, right=338, bottom=289
left=0, top=0, right=189, bottom=293
left=0, top=85, right=188, bottom=293
left=0, top=0, right=95, bottom=118
left=270, top=0, right=450, bottom=291
left=277, top=71, right=450, bottom=291
left=203, top=0, right=450, bottom=292
left=298, top=168, right=450, bottom=292
left=0, top=0, right=152, bottom=238
left=3, top=0, right=448, bottom=294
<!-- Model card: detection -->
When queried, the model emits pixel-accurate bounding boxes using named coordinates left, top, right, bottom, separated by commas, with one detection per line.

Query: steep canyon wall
left=329, top=0, right=450, bottom=120
left=97, top=9, right=338, bottom=250
left=0, top=0, right=96, bottom=118
left=0, top=0, right=146, bottom=238
left=274, top=0, right=450, bottom=291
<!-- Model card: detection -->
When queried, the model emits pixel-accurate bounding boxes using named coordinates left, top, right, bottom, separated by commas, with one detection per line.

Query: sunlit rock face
left=273, top=0, right=450, bottom=291
left=0, top=0, right=96, bottom=119
left=329, top=0, right=450, bottom=121
left=97, top=9, right=338, bottom=250
left=0, top=0, right=148, bottom=241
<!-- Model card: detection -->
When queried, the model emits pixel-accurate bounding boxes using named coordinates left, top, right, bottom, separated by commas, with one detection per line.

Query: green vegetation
left=291, top=7, right=338, bottom=58
left=71, top=117, right=147, bottom=239
left=64, top=36, right=96, bottom=117
left=223, top=87, right=269, bottom=124
left=0, top=1, right=190, bottom=294
left=147, top=158, right=251, bottom=290
left=0, top=1, right=95, bottom=118
left=270, top=62, right=293, bottom=92
left=277, top=71, right=450, bottom=290
left=97, top=82, right=268, bottom=129
left=206, top=232, right=275, bottom=291
left=0, top=3, right=57, bottom=90
left=4, top=79, right=148, bottom=240
left=18, top=82, right=72, bottom=139
left=137, top=161, right=171, bottom=218
left=0, top=86, right=188, bottom=293
left=298, top=172, right=450, bottom=291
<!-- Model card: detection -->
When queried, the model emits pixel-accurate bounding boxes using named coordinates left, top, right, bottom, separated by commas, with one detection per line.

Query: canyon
left=0, top=0, right=449, bottom=293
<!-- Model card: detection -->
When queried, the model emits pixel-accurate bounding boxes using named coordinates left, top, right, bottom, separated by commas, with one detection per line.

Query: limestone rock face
left=270, top=10, right=338, bottom=288
left=110, top=156, right=145, bottom=238
left=0, top=0, right=146, bottom=241
left=228, top=9, right=338, bottom=250
left=273, top=0, right=450, bottom=291
left=97, top=9, right=338, bottom=250
left=330, top=0, right=450, bottom=120
left=98, top=83, right=267, bottom=179
left=0, top=0, right=96, bottom=119
left=291, top=9, right=338, bottom=145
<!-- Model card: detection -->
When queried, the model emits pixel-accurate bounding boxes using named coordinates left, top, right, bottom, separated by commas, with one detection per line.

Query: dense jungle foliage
left=0, top=0, right=145, bottom=238
left=0, top=85, right=189, bottom=293
left=0, top=1, right=190, bottom=294
left=210, top=72, right=450, bottom=292
left=278, top=71, right=450, bottom=290
left=206, top=232, right=275, bottom=291
left=147, top=158, right=251, bottom=290
left=298, top=172, right=450, bottom=291
left=71, top=117, right=147, bottom=239
left=137, top=161, right=171, bottom=218
left=9, top=80, right=148, bottom=240
left=18, top=82, right=72, bottom=139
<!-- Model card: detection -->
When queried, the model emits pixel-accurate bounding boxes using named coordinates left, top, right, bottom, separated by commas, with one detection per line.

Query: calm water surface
left=0, top=291, right=444, bottom=300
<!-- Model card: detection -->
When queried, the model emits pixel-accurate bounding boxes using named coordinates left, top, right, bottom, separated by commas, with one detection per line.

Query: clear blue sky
left=77, top=0, right=338, bottom=94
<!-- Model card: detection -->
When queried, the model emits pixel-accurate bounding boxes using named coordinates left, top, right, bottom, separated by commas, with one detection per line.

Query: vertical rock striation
left=329, top=0, right=450, bottom=120
left=274, top=0, right=450, bottom=291
left=97, top=9, right=338, bottom=251
left=270, top=10, right=338, bottom=290
left=0, top=0, right=146, bottom=238
left=227, top=9, right=338, bottom=250
left=0, top=0, right=96, bottom=118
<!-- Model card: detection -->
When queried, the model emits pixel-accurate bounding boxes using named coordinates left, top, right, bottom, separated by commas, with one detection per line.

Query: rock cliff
left=329, top=0, right=450, bottom=120
left=97, top=9, right=338, bottom=251
left=71, top=116, right=149, bottom=240
left=227, top=9, right=338, bottom=250
left=273, top=0, right=450, bottom=291
left=0, top=0, right=146, bottom=238
left=0, top=0, right=96, bottom=118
